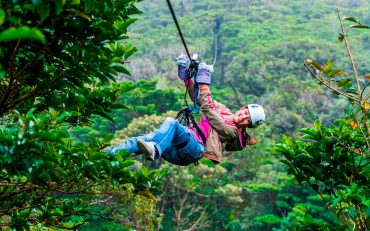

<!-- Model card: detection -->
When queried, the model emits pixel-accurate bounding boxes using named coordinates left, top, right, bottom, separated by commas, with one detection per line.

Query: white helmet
left=248, top=104, right=265, bottom=128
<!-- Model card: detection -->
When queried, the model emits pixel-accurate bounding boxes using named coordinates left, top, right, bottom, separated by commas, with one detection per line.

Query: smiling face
left=233, top=107, right=251, bottom=127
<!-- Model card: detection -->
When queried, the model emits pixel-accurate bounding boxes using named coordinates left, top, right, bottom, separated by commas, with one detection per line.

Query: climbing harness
left=175, top=106, right=204, bottom=165
left=175, top=106, right=206, bottom=145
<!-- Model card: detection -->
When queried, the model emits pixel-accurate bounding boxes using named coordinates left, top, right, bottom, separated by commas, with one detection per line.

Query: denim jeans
left=107, top=118, right=204, bottom=166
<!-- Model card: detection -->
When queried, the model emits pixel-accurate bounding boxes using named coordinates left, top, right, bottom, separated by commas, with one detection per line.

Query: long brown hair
left=241, top=127, right=258, bottom=146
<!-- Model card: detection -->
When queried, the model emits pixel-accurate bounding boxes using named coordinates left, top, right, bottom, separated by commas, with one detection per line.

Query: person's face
left=234, top=107, right=251, bottom=127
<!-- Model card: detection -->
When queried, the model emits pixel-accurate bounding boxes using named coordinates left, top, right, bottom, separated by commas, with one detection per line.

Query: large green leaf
left=112, top=64, right=131, bottom=75
left=348, top=24, right=370, bottom=29
left=0, top=26, right=46, bottom=43
left=343, top=17, right=359, bottom=23
left=67, top=0, right=80, bottom=6
left=336, top=78, right=353, bottom=89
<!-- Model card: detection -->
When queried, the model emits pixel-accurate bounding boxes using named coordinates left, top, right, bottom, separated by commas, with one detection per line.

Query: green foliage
left=0, top=0, right=139, bottom=123
left=0, top=109, right=168, bottom=229
left=0, top=26, right=46, bottom=43
left=0, top=0, right=171, bottom=229
left=114, top=2, right=369, bottom=229
left=129, top=0, right=369, bottom=137
left=94, top=2, right=369, bottom=230
left=275, top=14, right=369, bottom=230
left=1, top=0, right=368, bottom=229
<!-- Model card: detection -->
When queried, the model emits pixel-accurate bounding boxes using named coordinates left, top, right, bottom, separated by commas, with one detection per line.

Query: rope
left=166, top=0, right=200, bottom=111
left=166, top=0, right=191, bottom=60
left=167, top=0, right=207, bottom=149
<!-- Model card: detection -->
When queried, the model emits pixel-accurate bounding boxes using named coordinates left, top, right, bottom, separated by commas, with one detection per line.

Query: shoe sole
left=137, top=140, right=154, bottom=161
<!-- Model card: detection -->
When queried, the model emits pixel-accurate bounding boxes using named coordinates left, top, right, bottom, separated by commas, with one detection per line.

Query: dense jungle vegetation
left=0, top=0, right=369, bottom=230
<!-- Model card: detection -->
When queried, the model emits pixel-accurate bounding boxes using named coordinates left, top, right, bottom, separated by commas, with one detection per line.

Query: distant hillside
left=122, top=0, right=369, bottom=135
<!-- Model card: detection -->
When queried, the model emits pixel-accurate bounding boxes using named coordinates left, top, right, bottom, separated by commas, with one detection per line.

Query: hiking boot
left=137, top=139, right=156, bottom=161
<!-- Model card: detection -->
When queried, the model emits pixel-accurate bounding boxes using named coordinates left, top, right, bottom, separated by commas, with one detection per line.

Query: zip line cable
left=166, top=0, right=206, bottom=147
left=166, top=0, right=202, bottom=115
left=166, top=0, right=218, bottom=66
left=166, top=0, right=192, bottom=107
left=166, top=0, right=192, bottom=60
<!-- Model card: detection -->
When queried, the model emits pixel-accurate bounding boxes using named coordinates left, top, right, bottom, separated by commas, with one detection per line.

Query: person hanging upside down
left=107, top=54, right=266, bottom=166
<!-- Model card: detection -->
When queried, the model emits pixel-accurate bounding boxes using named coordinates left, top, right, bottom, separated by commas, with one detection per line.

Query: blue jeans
left=107, top=118, right=204, bottom=166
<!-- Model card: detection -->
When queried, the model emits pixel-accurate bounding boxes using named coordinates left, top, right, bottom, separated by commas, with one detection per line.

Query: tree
left=0, top=1, right=167, bottom=229
left=274, top=12, right=369, bottom=230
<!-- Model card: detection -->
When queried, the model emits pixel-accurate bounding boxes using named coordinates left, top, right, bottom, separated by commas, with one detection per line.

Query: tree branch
left=1, top=75, right=63, bottom=114
left=0, top=184, right=40, bottom=201
left=336, top=9, right=362, bottom=99
left=304, top=63, right=360, bottom=103
left=311, top=184, right=349, bottom=227
left=184, top=205, right=210, bottom=231
left=0, top=40, right=21, bottom=109
left=0, top=39, right=59, bottom=115
left=12, top=39, right=57, bottom=80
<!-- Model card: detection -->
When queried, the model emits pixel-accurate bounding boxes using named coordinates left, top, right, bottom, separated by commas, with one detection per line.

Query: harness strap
left=176, top=107, right=207, bottom=145
left=188, top=110, right=207, bottom=145
left=185, top=58, right=200, bottom=113
left=193, top=81, right=200, bottom=113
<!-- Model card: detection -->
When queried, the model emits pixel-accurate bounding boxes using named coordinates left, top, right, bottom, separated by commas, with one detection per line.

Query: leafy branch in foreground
left=0, top=109, right=168, bottom=229
left=0, top=0, right=138, bottom=123
left=0, top=0, right=168, bottom=229
left=275, top=11, right=369, bottom=230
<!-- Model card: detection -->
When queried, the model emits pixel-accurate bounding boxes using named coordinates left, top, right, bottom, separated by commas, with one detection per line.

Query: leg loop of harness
left=176, top=106, right=207, bottom=166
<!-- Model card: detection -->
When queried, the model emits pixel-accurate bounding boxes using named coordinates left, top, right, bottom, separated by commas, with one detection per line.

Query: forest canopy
left=0, top=0, right=369, bottom=230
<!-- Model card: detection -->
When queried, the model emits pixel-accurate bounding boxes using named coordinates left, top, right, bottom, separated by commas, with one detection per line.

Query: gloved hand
left=196, top=62, right=213, bottom=85
left=176, top=53, right=190, bottom=80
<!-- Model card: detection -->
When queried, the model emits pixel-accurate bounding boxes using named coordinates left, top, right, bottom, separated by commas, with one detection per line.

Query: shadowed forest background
left=0, top=0, right=369, bottom=230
